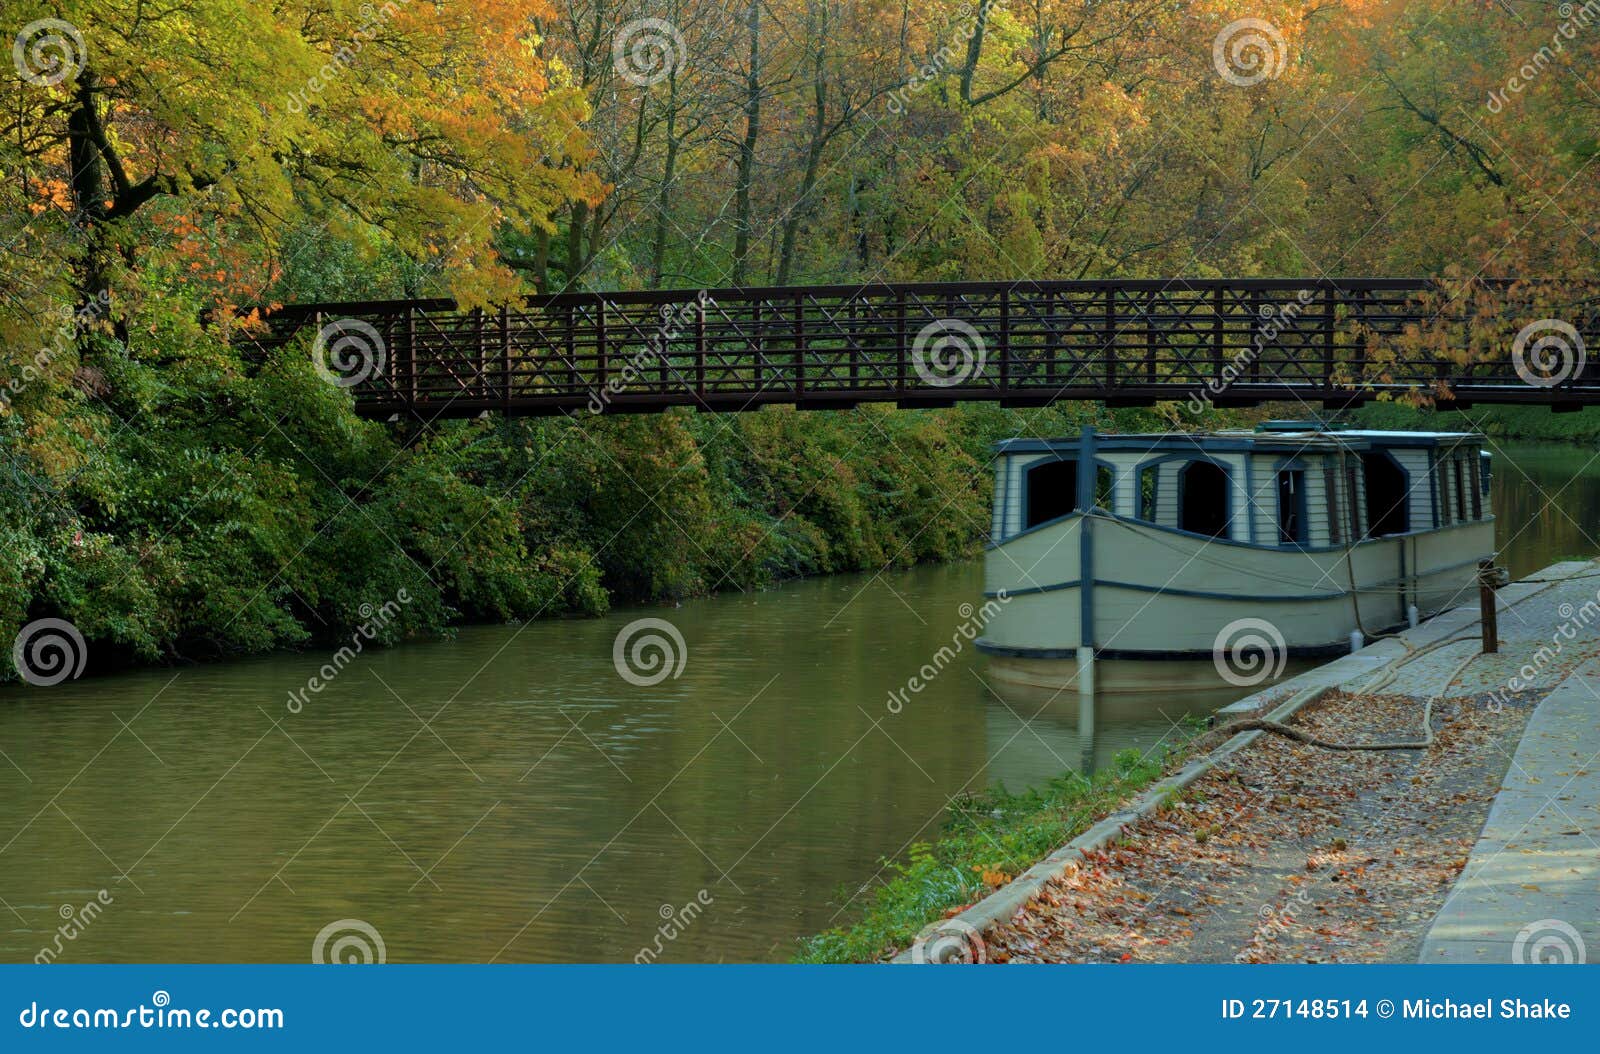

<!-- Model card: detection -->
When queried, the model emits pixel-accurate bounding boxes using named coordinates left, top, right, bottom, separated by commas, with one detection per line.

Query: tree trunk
left=650, top=71, right=682, bottom=289
left=958, top=1, right=992, bottom=106
left=732, top=0, right=761, bottom=285
left=66, top=75, right=109, bottom=312
left=777, top=14, right=829, bottom=286
left=565, top=200, right=590, bottom=289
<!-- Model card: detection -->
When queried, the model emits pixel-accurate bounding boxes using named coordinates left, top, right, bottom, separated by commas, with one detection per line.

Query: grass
left=793, top=747, right=1177, bottom=963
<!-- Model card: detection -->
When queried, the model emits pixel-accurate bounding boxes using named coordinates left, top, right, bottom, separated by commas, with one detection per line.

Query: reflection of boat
left=981, top=666, right=1276, bottom=718
left=977, top=422, right=1496, bottom=693
left=979, top=666, right=1277, bottom=778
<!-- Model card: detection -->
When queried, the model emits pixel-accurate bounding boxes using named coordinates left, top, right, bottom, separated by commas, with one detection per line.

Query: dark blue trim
left=983, top=508, right=1495, bottom=554
left=1014, top=454, right=1119, bottom=534
left=997, top=509, right=1084, bottom=543
left=1132, top=451, right=1238, bottom=537
left=1244, top=454, right=1255, bottom=543
left=984, top=578, right=1347, bottom=602
left=976, top=638, right=1365, bottom=661
left=993, top=431, right=1481, bottom=457
left=1271, top=458, right=1310, bottom=548
left=981, top=551, right=1495, bottom=604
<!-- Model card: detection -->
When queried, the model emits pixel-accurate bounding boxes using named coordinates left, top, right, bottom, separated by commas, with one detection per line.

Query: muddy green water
left=2, top=441, right=1595, bottom=963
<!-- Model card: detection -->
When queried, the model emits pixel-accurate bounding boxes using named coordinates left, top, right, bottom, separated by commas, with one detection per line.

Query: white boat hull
left=977, top=512, right=1495, bottom=671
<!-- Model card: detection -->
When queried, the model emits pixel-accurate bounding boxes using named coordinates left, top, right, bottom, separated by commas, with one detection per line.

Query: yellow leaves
left=976, top=868, right=1011, bottom=888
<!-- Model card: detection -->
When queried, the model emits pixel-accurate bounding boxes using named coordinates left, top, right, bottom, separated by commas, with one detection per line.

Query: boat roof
left=995, top=425, right=1482, bottom=456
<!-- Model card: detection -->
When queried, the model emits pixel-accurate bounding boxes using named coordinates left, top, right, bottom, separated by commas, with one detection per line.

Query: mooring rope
left=1205, top=560, right=1598, bottom=752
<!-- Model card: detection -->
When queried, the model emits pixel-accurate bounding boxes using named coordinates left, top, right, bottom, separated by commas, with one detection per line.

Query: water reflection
left=1489, top=441, right=1600, bottom=579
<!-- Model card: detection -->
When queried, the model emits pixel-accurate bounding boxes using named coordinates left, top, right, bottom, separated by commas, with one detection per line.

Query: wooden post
left=472, top=307, right=484, bottom=399
left=794, top=291, right=806, bottom=402
left=895, top=296, right=908, bottom=393
left=1211, top=285, right=1224, bottom=379
left=500, top=305, right=511, bottom=408
left=695, top=296, right=706, bottom=400
left=752, top=300, right=762, bottom=394
left=404, top=306, right=417, bottom=406
left=595, top=299, right=608, bottom=398
left=1479, top=560, right=1499, bottom=654
left=1144, top=289, right=1157, bottom=383
left=1102, top=287, right=1114, bottom=392
left=1322, top=284, right=1336, bottom=391
left=564, top=303, right=576, bottom=395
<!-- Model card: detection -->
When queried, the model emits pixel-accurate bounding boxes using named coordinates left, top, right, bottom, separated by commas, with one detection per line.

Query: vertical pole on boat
left=1076, top=425, right=1097, bottom=724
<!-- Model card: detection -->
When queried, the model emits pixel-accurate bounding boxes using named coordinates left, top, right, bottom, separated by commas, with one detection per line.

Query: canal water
left=2, top=441, right=1595, bottom=963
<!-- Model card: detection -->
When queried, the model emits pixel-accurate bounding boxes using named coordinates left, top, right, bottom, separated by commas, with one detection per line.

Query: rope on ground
left=1205, top=561, right=1598, bottom=752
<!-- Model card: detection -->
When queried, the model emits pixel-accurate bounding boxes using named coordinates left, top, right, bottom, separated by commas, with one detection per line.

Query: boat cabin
left=991, top=423, right=1490, bottom=550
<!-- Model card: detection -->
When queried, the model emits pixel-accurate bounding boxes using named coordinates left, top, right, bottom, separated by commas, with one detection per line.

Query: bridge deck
left=246, top=279, right=1600, bottom=418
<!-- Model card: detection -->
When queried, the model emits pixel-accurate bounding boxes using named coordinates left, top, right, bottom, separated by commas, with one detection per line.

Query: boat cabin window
left=1021, top=459, right=1115, bottom=529
left=1023, top=459, right=1077, bottom=529
left=1361, top=452, right=1408, bottom=537
left=1178, top=461, right=1230, bottom=538
left=1276, top=469, right=1306, bottom=545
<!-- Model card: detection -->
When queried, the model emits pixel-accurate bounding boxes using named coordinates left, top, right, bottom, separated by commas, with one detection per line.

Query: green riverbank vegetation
left=795, top=747, right=1173, bottom=963
left=1351, top=403, right=1600, bottom=445
left=0, top=367, right=1179, bottom=680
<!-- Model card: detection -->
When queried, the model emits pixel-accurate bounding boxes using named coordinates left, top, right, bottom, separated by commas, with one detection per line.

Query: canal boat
left=976, top=423, right=1496, bottom=693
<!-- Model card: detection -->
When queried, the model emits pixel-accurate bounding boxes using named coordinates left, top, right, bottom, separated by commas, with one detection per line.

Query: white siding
left=1388, top=448, right=1433, bottom=530
left=991, top=458, right=1008, bottom=540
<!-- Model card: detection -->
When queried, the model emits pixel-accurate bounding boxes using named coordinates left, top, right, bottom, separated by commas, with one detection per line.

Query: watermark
left=1212, top=18, right=1287, bottom=87
left=33, top=890, right=113, bottom=964
left=11, top=618, right=88, bottom=687
left=1212, top=616, right=1287, bottom=688
left=587, top=291, right=714, bottom=413
left=13, top=18, right=84, bottom=86
left=1512, top=918, right=1586, bottom=964
left=1511, top=318, right=1585, bottom=388
left=911, top=318, right=987, bottom=388
left=1186, top=289, right=1315, bottom=413
left=285, top=590, right=411, bottom=712
left=633, top=889, right=713, bottom=963
left=18, top=991, right=284, bottom=1030
left=285, top=1, right=415, bottom=114
left=312, top=918, right=386, bottom=964
left=886, top=2, right=1006, bottom=114
left=613, top=17, right=686, bottom=88
left=886, top=595, right=1008, bottom=713
left=908, top=919, right=987, bottom=964
left=1486, top=587, right=1600, bottom=709
left=312, top=317, right=387, bottom=388
left=1487, top=1, right=1600, bottom=113
left=1, top=289, right=112, bottom=410
left=612, top=617, right=688, bottom=688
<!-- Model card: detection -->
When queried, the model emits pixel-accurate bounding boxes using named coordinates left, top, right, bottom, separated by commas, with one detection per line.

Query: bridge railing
left=244, top=278, right=1600, bottom=416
